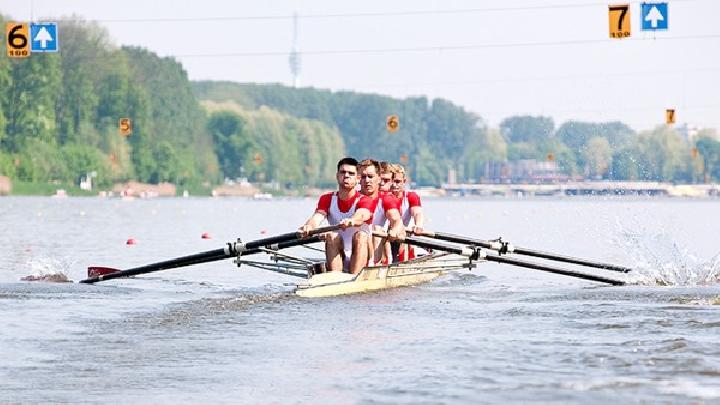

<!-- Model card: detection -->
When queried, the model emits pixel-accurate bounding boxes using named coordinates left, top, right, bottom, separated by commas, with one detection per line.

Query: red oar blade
left=87, top=266, right=121, bottom=278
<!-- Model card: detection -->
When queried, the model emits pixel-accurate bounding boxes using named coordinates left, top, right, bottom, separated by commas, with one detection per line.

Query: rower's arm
left=300, top=210, right=327, bottom=235
left=410, top=206, right=424, bottom=232
left=385, top=209, right=406, bottom=241
left=340, top=208, right=371, bottom=228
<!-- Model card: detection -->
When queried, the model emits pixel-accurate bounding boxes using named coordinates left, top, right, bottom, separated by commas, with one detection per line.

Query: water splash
left=613, top=219, right=720, bottom=286
left=20, top=256, right=76, bottom=282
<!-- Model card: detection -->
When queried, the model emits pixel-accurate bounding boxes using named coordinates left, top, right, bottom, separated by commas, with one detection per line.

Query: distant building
left=484, top=160, right=570, bottom=183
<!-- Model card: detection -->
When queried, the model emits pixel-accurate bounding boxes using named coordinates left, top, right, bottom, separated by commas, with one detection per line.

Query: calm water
left=1, top=196, right=719, bottom=403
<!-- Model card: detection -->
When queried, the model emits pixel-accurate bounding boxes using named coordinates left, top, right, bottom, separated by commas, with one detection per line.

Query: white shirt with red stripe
left=400, top=191, right=422, bottom=227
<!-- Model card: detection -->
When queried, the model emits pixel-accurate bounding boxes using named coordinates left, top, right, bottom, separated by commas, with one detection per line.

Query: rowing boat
left=294, top=253, right=472, bottom=298
left=237, top=244, right=473, bottom=298
left=79, top=225, right=627, bottom=289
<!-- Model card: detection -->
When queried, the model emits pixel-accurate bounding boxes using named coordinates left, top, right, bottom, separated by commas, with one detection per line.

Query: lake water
left=1, top=196, right=719, bottom=403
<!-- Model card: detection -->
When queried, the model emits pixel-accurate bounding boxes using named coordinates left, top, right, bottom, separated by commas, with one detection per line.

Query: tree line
left=1, top=16, right=718, bottom=191
left=194, top=82, right=720, bottom=185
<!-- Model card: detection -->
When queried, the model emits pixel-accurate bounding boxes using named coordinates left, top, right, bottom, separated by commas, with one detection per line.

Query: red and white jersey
left=357, top=192, right=401, bottom=225
left=371, top=191, right=395, bottom=226
left=399, top=191, right=422, bottom=227
left=316, top=191, right=360, bottom=225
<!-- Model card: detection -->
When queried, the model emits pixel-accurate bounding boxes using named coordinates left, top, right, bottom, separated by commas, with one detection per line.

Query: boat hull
left=294, top=255, right=468, bottom=298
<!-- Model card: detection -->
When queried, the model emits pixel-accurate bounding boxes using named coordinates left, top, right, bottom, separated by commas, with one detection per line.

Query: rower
left=338, top=159, right=405, bottom=274
left=390, top=164, right=424, bottom=261
left=379, top=161, right=393, bottom=193
left=299, top=157, right=361, bottom=272
left=372, top=161, right=398, bottom=264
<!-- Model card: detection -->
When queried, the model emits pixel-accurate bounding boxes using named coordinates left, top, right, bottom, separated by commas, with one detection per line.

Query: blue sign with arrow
left=641, top=2, right=668, bottom=31
left=30, top=22, right=59, bottom=52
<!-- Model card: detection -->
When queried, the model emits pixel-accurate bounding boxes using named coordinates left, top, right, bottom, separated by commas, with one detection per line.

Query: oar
left=379, top=233, right=626, bottom=286
left=79, top=226, right=337, bottom=284
left=419, top=230, right=633, bottom=273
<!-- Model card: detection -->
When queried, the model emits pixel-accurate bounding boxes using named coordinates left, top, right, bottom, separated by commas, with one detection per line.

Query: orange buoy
left=126, top=238, right=137, bottom=245
left=201, top=232, right=212, bottom=239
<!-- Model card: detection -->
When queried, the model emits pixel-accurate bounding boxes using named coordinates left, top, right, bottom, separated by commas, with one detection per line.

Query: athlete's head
left=379, top=161, right=393, bottom=192
left=336, top=157, right=358, bottom=191
left=358, top=158, right=381, bottom=196
left=391, top=164, right=408, bottom=196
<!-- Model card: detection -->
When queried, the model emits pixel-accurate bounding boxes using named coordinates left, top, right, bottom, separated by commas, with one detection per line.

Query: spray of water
left=612, top=219, right=720, bottom=286
left=21, top=257, right=75, bottom=282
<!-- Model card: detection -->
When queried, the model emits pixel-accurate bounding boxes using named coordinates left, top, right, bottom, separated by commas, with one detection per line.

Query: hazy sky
left=2, top=0, right=719, bottom=131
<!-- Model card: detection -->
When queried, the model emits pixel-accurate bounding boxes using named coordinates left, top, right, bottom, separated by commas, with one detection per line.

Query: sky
left=2, top=0, right=719, bottom=131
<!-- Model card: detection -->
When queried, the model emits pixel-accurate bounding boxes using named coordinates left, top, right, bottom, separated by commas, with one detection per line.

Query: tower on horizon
left=288, top=12, right=301, bottom=88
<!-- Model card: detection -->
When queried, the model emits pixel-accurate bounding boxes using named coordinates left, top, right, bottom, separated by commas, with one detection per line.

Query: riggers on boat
left=79, top=225, right=627, bottom=288
left=236, top=245, right=474, bottom=298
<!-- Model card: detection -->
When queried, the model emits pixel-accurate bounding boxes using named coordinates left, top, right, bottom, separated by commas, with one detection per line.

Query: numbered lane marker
left=6, top=23, right=31, bottom=58
left=608, top=4, right=631, bottom=39
left=119, top=118, right=133, bottom=136
left=386, top=115, right=399, bottom=133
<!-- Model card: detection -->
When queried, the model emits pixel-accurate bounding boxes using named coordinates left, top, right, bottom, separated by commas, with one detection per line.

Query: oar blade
left=87, top=266, right=121, bottom=278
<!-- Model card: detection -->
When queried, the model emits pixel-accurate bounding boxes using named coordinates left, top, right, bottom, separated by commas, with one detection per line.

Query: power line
left=345, top=66, right=720, bottom=89
left=171, top=34, right=720, bottom=58
left=94, top=0, right=702, bottom=23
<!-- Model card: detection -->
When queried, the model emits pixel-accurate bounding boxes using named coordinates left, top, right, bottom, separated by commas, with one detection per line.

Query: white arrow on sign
left=33, top=26, right=53, bottom=48
left=645, top=6, right=664, bottom=28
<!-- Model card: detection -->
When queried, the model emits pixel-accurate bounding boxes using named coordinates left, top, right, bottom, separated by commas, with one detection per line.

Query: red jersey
left=357, top=192, right=401, bottom=225
left=400, top=191, right=421, bottom=226
left=316, top=191, right=359, bottom=214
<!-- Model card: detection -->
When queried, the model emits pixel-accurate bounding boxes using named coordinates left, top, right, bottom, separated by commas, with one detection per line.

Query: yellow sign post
left=386, top=115, right=399, bottom=133
left=6, top=23, right=30, bottom=58
left=119, top=118, right=132, bottom=136
left=400, top=153, right=409, bottom=165
left=608, top=4, right=631, bottom=39
left=665, top=109, right=675, bottom=124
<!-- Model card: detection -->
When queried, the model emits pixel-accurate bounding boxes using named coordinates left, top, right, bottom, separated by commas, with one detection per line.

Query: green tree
left=15, top=139, right=67, bottom=182
left=637, top=126, right=688, bottom=181
left=583, top=136, right=613, bottom=179
left=55, top=19, right=111, bottom=144
left=61, top=143, right=110, bottom=187
left=0, top=15, right=11, bottom=145
left=6, top=54, right=62, bottom=150
left=500, top=115, right=554, bottom=143
left=207, top=110, right=253, bottom=179
left=696, top=136, right=720, bottom=181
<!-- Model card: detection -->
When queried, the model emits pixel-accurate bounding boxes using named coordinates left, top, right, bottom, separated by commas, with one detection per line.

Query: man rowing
left=299, top=157, right=361, bottom=272
left=390, top=164, right=424, bottom=261
left=379, top=161, right=393, bottom=193
left=338, top=159, right=406, bottom=274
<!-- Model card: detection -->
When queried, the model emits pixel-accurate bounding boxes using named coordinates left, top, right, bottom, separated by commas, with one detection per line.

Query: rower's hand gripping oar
left=378, top=232, right=626, bottom=286
left=80, top=225, right=339, bottom=284
left=417, top=230, right=633, bottom=273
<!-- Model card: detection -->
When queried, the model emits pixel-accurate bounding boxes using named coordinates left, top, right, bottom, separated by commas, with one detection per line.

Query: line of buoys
left=125, top=233, right=215, bottom=245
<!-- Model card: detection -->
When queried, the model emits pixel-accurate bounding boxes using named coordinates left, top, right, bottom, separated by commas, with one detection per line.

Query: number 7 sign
left=608, top=4, right=631, bottom=39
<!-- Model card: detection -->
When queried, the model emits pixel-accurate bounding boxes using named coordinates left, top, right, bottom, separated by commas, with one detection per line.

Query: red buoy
left=201, top=232, right=211, bottom=239
left=126, top=238, right=137, bottom=245
left=260, top=230, right=267, bottom=235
